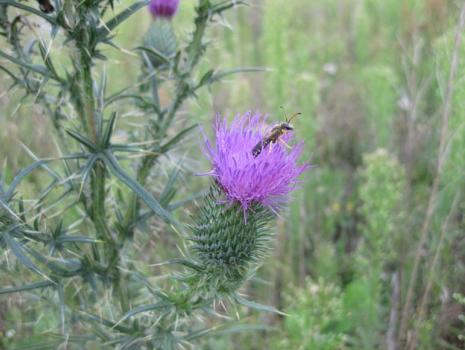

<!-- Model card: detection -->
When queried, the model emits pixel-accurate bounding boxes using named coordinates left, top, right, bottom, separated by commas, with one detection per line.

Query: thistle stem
left=121, top=1, right=212, bottom=238
left=78, top=45, right=110, bottom=241
left=75, top=18, right=121, bottom=293
left=82, top=67, right=97, bottom=142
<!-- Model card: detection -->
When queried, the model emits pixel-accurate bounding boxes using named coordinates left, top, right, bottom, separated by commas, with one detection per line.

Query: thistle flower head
left=202, top=112, right=310, bottom=211
left=190, top=185, right=273, bottom=294
left=148, top=0, right=179, bottom=19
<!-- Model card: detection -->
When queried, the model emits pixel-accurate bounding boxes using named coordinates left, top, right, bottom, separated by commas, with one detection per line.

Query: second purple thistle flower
left=202, top=113, right=310, bottom=212
left=148, top=0, right=180, bottom=19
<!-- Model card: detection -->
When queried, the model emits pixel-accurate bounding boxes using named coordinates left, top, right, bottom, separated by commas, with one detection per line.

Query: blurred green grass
left=2, top=0, right=465, bottom=349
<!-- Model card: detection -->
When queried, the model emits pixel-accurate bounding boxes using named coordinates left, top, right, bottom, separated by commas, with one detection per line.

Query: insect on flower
left=201, top=113, right=310, bottom=212
left=252, top=111, right=302, bottom=157
left=37, top=0, right=54, bottom=13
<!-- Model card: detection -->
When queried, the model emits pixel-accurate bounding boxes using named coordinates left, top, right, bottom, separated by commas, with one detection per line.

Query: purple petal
left=201, top=112, right=311, bottom=211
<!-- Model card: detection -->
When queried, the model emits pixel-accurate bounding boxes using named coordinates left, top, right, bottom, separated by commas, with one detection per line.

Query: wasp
left=37, top=0, right=54, bottom=13
left=252, top=112, right=301, bottom=157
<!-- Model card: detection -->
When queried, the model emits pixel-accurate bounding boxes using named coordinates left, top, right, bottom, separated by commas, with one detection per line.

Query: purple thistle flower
left=148, top=0, right=179, bottom=19
left=201, top=112, right=310, bottom=212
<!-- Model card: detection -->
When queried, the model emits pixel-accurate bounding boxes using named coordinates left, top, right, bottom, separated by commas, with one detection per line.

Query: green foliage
left=359, top=67, right=399, bottom=147
left=434, top=27, right=465, bottom=219
left=342, top=276, right=382, bottom=349
left=343, top=149, right=406, bottom=349
left=352, top=1, right=371, bottom=63
left=453, top=293, right=465, bottom=344
left=261, top=0, right=292, bottom=109
left=359, top=149, right=406, bottom=261
left=275, top=278, right=348, bottom=350
left=1, top=0, right=464, bottom=349
left=0, top=0, right=279, bottom=348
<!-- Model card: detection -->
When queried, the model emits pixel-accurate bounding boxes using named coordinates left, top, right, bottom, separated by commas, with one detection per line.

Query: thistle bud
left=143, top=20, right=177, bottom=69
left=143, top=0, right=179, bottom=70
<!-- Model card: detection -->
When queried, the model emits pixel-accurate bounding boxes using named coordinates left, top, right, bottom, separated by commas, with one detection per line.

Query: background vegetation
left=1, top=0, right=465, bottom=349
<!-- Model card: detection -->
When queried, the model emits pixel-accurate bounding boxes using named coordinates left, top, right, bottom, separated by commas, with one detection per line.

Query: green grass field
left=1, top=0, right=465, bottom=349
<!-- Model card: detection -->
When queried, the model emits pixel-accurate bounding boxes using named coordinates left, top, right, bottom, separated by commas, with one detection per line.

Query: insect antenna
left=287, top=112, right=302, bottom=123
left=279, top=106, right=302, bottom=123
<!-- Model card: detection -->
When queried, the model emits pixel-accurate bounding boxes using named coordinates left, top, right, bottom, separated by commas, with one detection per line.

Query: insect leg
left=279, top=138, right=293, bottom=150
left=268, top=140, right=275, bottom=154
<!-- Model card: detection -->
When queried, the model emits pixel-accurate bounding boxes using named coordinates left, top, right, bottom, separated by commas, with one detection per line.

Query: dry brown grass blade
left=398, top=2, right=465, bottom=345
left=407, top=192, right=461, bottom=350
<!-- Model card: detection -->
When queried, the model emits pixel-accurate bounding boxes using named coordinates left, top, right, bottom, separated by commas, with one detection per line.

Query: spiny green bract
left=143, top=20, right=178, bottom=68
left=189, top=185, right=274, bottom=294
